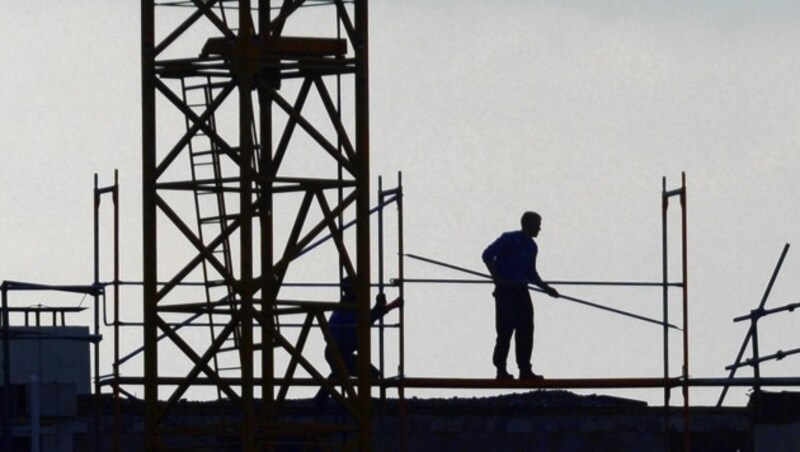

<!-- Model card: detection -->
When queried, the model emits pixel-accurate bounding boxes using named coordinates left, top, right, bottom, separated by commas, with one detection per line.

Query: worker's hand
left=386, top=297, right=403, bottom=311
left=375, top=293, right=387, bottom=308
left=545, top=286, right=560, bottom=298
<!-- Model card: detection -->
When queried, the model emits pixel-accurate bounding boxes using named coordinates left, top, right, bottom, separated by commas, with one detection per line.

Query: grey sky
left=2, top=1, right=800, bottom=406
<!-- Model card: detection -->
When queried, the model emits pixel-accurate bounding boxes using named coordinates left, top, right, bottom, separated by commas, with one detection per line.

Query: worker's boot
left=518, top=368, right=544, bottom=380
left=496, top=368, right=514, bottom=380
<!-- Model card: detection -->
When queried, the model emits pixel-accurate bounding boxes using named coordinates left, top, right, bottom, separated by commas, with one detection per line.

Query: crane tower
left=141, top=1, right=372, bottom=449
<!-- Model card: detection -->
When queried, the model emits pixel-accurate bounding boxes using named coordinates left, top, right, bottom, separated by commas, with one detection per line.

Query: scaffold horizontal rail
left=104, top=376, right=800, bottom=390
left=732, top=301, right=800, bottom=323
left=393, top=277, right=684, bottom=288
left=725, top=346, right=800, bottom=370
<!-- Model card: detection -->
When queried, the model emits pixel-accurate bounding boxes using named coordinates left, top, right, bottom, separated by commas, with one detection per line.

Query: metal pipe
left=93, top=174, right=101, bottom=397
left=680, top=172, right=690, bottom=452
left=661, top=176, right=670, bottom=413
left=733, top=302, right=800, bottom=322
left=378, top=177, right=386, bottom=401
left=404, top=253, right=680, bottom=330
left=0, top=281, right=101, bottom=294
left=396, top=172, right=407, bottom=452
left=297, top=193, right=398, bottom=258
left=109, top=280, right=401, bottom=288
left=108, top=374, right=800, bottom=389
left=388, top=376, right=800, bottom=390
left=751, top=316, right=761, bottom=393
left=377, top=177, right=386, bottom=402
left=112, top=170, right=122, bottom=452
left=92, top=174, right=104, bottom=452
left=95, top=170, right=122, bottom=451
left=2, top=284, right=12, bottom=452
left=728, top=346, right=800, bottom=369
left=716, top=243, right=790, bottom=406
left=394, top=277, right=683, bottom=287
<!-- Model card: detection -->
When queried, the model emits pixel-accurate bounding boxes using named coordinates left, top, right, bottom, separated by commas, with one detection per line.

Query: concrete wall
left=754, top=422, right=800, bottom=452
left=0, top=326, right=91, bottom=394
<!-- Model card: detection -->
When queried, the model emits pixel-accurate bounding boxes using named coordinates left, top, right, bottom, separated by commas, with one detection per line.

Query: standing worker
left=482, top=211, right=560, bottom=380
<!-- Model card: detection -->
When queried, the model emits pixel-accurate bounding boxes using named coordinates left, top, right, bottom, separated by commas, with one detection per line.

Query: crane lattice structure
left=141, top=0, right=373, bottom=449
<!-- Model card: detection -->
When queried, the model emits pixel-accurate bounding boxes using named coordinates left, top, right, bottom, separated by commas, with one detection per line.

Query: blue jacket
left=329, top=303, right=388, bottom=353
left=482, top=230, right=543, bottom=286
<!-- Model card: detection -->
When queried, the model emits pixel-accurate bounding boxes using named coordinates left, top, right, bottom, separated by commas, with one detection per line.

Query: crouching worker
left=315, top=277, right=402, bottom=403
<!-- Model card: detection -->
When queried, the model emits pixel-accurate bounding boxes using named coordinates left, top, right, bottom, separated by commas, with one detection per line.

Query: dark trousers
left=315, top=346, right=380, bottom=403
left=492, top=286, right=534, bottom=373
left=324, top=346, right=380, bottom=377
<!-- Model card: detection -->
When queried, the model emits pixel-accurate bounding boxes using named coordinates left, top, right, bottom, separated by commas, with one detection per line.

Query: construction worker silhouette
left=315, top=276, right=402, bottom=403
left=482, top=211, right=559, bottom=380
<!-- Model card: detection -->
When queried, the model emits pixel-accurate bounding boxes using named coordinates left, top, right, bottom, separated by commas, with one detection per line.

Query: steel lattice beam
left=141, top=1, right=371, bottom=449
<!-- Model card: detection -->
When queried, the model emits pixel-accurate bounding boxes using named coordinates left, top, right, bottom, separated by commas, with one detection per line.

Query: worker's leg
left=514, top=294, right=534, bottom=373
left=492, top=291, right=514, bottom=374
left=315, top=346, right=337, bottom=403
left=350, top=353, right=381, bottom=377
left=325, top=344, right=358, bottom=377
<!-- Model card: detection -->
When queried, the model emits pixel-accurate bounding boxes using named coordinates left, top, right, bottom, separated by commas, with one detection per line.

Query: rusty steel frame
left=94, top=171, right=123, bottom=452
left=661, top=173, right=690, bottom=451
left=141, top=1, right=372, bottom=450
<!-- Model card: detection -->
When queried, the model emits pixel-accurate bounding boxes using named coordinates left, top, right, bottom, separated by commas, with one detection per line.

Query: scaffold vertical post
left=93, top=174, right=101, bottom=398
left=680, top=172, right=690, bottom=452
left=378, top=176, right=386, bottom=402
left=1, top=283, right=11, bottom=452
left=112, top=170, right=121, bottom=452
left=94, top=171, right=122, bottom=452
left=751, top=313, right=761, bottom=394
left=397, top=171, right=407, bottom=452
left=662, top=173, right=690, bottom=450
left=661, top=177, right=670, bottom=410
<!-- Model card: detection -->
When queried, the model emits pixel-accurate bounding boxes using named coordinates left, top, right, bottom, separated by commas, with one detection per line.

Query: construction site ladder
left=180, top=75, right=242, bottom=391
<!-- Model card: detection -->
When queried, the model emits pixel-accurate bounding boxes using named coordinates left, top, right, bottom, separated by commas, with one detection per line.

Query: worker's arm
left=371, top=294, right=403, bottom=321
left=484, top=260, right=498, bottom=282
left=482, top=234, right=506, bottom=285
left=529, top=256, right=559, bottom=298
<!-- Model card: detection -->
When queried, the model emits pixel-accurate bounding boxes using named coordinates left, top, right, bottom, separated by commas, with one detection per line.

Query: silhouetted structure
left=138, top=1, right=375, bottom=449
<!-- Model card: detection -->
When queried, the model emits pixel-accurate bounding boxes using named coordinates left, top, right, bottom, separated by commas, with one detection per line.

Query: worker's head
left=520, top=211, right=542, bottom=238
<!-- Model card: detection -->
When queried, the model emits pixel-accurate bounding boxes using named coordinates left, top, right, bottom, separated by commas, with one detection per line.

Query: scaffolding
left=5, top=2, right=800, bottom=451
left=78, top=170, right=800, bottom=451
left=5, top=167, right=800, bottom=452
left=96, top=174, right=405, bottom=451
left=718, top=243, right=800, bottom=405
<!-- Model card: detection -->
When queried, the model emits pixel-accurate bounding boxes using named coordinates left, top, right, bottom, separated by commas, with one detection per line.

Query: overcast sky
left=2, top=1, right=800, bottom=407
